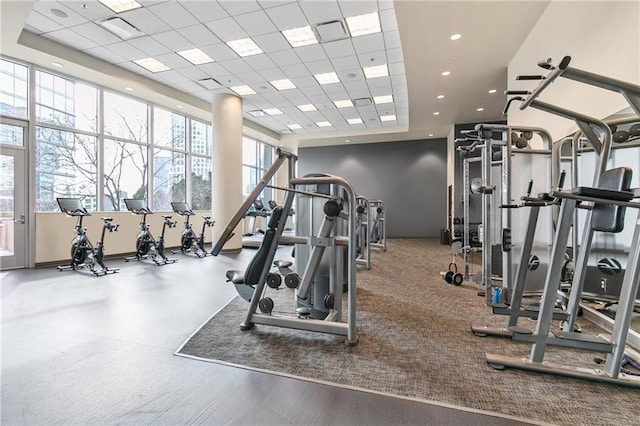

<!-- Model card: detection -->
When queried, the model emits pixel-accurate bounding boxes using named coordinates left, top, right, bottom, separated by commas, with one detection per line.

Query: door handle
left=15, top=214, right=25, bottom=224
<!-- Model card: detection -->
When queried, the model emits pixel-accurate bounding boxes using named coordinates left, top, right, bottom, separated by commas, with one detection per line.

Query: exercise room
left=1, top=1, right=639, bottom=425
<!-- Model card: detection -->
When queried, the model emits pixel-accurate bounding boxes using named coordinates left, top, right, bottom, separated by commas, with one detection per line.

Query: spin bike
left=170, top=202, right=214, bottom=257
left=56, top=197, right=119, bottom=276
left=123, top=199, right=177, bottom=265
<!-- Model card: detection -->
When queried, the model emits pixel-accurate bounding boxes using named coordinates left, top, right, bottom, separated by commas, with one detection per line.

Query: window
left=103, top=139, right=148, bottom=211
left=191, top=156, right=212, bottom=210
left=0, top=58, right=28, bottom=119
left=35, top=126, right=97, bottom=211
left=153, top=149, right=185, bottom=211
left=242, top=136, right=274, bottom=202
left=104, top=91, right=148, bottom=142
left=154, top=107, right=185, bottom=150
left=191, top=119, right=211, bottom=156
left=36, top=70, right=97, bottom=132
left=0, top=123, right=24, bottom=147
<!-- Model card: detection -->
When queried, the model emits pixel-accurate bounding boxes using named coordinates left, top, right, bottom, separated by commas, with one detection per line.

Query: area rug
left=176, top=239, right=639, bottom=426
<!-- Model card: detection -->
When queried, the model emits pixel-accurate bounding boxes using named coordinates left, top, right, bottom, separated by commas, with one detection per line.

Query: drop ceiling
left=3, top=1, right=551, bottom=147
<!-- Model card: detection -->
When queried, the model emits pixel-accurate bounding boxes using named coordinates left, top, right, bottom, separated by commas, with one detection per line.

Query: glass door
left=0, top=122, right=27, bottom=269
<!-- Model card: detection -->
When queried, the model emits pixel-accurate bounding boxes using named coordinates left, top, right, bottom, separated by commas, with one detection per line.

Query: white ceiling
left=2, top=1, right=551, bottom=148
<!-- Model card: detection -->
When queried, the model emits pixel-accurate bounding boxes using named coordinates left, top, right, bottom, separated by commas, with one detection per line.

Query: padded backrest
left=592, top=167, right=633, bottom=233
left=244, top=206, right=284, bottom=286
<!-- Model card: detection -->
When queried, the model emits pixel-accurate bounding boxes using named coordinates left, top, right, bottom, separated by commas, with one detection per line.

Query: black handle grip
left=526, top=179, right=534, bottom=197
left=558, top=170, right=567, bottom=190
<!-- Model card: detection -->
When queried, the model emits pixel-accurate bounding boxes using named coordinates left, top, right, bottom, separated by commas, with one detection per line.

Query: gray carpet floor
left=178, top=239, right=639, bottom=426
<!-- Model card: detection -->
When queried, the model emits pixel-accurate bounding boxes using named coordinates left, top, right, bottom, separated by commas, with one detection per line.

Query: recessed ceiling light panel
left=334, top=99, right=354, bottom=108
left=263, top=108, right=283, bottom=115
left=347, top=118, right=363, bottom=124
left=314, top=72, right=340, bottom=85
left=286, top=123, right=302, bottom=130
left=373, top=95, right=393, bottom=104
left=270, top=79, right=296, bottom=91
left=297, top=104, right=317, bottom=112
left=98, top=0, right=142, bottom=13
left=363, top=64, right=388, bottom=79
left=227, top=38, right=263, bottom=57
left=346, top=12, right=381, bottom=37
left=133, top=57, right=170, bottom=73
left=316, top=121, right=332, bottom=127
left=380, top=114, right=396, bottom=122
left=177, top=48, right=214, bottom=65
left=230, top=85, right=256, bottom=96
left=282, top=26, right=318, bottom=47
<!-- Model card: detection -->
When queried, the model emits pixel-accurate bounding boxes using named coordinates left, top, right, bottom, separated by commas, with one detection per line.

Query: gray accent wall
left=298, top=139, right=447, bottom=237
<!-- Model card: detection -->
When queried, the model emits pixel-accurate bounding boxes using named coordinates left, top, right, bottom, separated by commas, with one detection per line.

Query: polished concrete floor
left=2, top=249, right=533, bottom=425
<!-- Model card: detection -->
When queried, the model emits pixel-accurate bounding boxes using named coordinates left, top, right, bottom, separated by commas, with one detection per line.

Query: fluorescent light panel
left=177, top=48, right=214, bottom=65
left=100, top=17, right=142, bottom=40
left=263, top=108, right=283, bottom=115
left=226, top=38, right=263, bottom=57
left=346, top=12, right=381, bottom=37
left=297, top=104, right=317, bottom=112
left=133, top=57, right=170, bottom=73
left=347, top=118, right=363, bottom=125
left=373, top=95, right=393, bottom=104
left=314, top=72, right=340, bottom=85
left=334, top=99, right=353, bottom=108
left=380, top=114, right=396, bottom=122
left=287, top=124, right=302, bottom=130
left=316, top=121, right=332, bottom=127
left=98, top=0, right=141, bottom=13
left=363, top=64, right=388, bottom=79
left=270, top=79, right=296, bottom=91
left=230, top=85, right=256, bottom=96
left=282, top=26, right=318, bottom=47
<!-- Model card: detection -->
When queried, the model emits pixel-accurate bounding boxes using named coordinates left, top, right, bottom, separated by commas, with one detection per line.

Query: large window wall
left=1, top=57, right=213, bottom=212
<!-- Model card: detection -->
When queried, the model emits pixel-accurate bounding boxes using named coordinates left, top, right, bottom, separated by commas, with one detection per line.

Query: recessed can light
left=450, top=33, right=462, bottom=41
left=51, top=8, right=68, bottom=18
left=176, top=105, right=183, bottom=109
left=441, top=71, right=450, bottom=76
left=433, top=112, right=440, bottom=115
left=428, top=133, right=434, bottom=137
left=51, top=62, right=63, bottom=68
left=437, top=95, right=444, bottom=99
left=488, top=89, right=497, bottom=94
left=125, top=86, right=134, bottom=91
left=477, top=107, right=484, bottom=112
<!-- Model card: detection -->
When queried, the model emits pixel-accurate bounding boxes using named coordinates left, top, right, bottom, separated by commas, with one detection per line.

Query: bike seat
left=162, top=215, right=173, bottom=219
left=100, top=217, right=113, bottom=221
left=225, top=270, right=245, bottom=284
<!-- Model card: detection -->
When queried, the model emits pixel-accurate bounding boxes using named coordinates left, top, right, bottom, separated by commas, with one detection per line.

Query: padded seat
left=226, top=270, right=244, bottom=284
left=274, top=260, right=292, bottom=269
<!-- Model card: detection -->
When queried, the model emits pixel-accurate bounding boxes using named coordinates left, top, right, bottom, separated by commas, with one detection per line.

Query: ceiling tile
left=322, top=39, right=356, bottom=59
left=338, top=69, right=365, bottom=82
left=31, top=2, right=88, bottom=27
left=105, top=41, right=146, bottom=61
left=174, top=80, right=207, bottom=94
left=299, top=0, right=342, bottom=25
left=197, top=62, right=230, bottom=78
left=70, top=22, right=121, bottom=45
left=347, top=89, right=372, bottom=99
left=338, top=0, right=379, bottom=18
left=25, top=11, right=64, bottom=34
left=171, top=25, right=220, bottom=48
left=365, top=75, right=392, bottom=89
left=204, top=17, right=248, bottom=42
left=44, top=28, right=97, bottom=50
left=343, top=80, right=368, bottom=93
left=63, top=1, right=113, bottom=21
left=153, top=52, right=194, bottom=70
left=330, top=55, right=361, bottom=71
left=388, top=62, right=405, bottom=76
left=357, top=50, right=387, bottom=68
left=264, top=2, right=308, bottom=29
left=212, top=74, right=246, bottom=88
left=290, top=75, right=318, bottom=88
left=128, top=36, right=171, bottom=57
left=351, top=33, right=384, bottom=54
left=234, top=10, right=278, bottom=36
left=119, top=60, right=152, bottom=76
left=265, top=49, right=301, bottom=66
left=181, top=1, right=229, bottom=22
left=386, top=47, right=404, bottom=64
left=234, top=71, right=266, bottom=84
left=219, top=0, right=262, bottom=16
left=200, top=43, right=238, bottom=62
left=391, top=75, right=406, bottom=87
left=219, top=58, right=254, bottom=74
left=83, top=46, right=127, bottom=64
left=146, top=2, right=199, bottom=29
left=253, top=32, right=291, bottom=53
left=177, top=66, right=209, bottom=81
left=308, top=94, right=333, bottom=107
left=378, top=0, right=395, bottom=10
left=261, top=91, right=288, bottom=103
left=294, top=44, right=327, bottom=63
left=152, top=31, right=192, bottom=52
left=301, top=85, right=325, bottom=97
left=243, top=54, right=278, bottom=72
left=383, top=30, right=402, bottom=49
left=155, top=70, right=189, bottom=84
left=303, top=59, right=334, bottom=74
left=379, top=8, right=398, bottom=32
left=282, top=63, right=310, bottom=78
left=321, top=83, right=347, bottom=96
left=120, top=7, right=170, bottom=36
left=258, top=68, right=287, bottom=81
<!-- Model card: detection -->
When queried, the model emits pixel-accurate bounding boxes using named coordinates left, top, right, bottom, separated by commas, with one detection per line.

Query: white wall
left=508, top=0, right=640, bottom=138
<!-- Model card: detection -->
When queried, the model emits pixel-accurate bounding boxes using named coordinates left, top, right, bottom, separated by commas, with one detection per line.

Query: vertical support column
left=212, top=94, right=243, bottom=252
